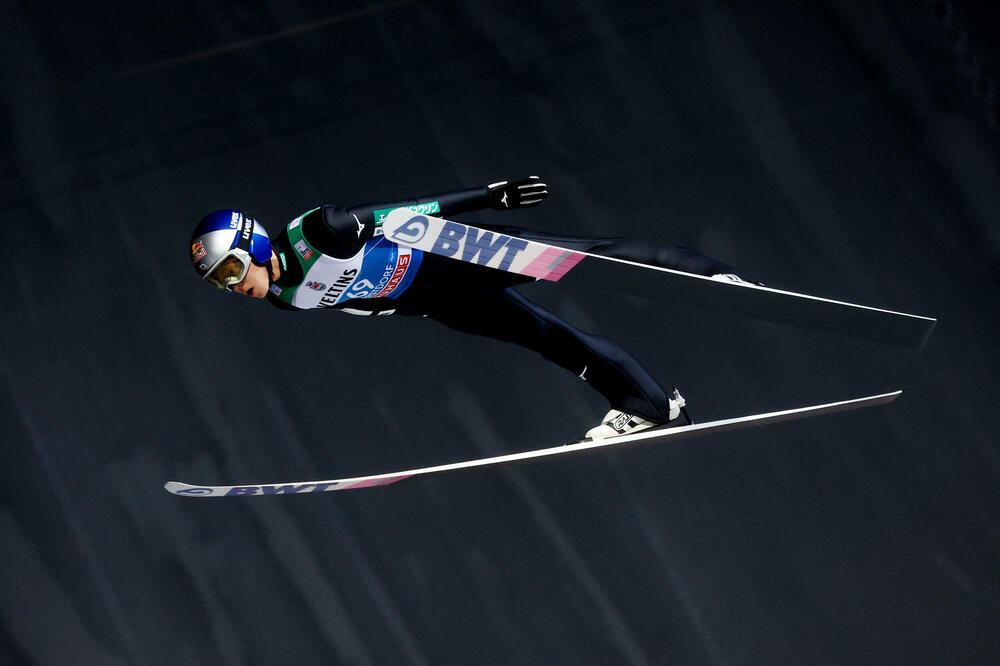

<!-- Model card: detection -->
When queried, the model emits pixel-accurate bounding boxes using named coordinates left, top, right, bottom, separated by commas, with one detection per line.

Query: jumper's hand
left=487, top=176, right=547, bottom=210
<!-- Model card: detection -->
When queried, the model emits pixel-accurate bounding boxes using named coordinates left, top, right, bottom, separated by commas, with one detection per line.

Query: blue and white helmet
left=190, top=210, right=271, bottom=290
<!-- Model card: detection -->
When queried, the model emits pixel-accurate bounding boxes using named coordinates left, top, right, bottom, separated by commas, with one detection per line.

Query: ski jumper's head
left=190, top=210, right=274, bottom=298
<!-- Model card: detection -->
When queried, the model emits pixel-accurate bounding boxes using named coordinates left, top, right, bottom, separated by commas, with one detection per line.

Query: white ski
left=165, top=391, right=900, bottom=498
left=381, top=209, right=936, bottom=349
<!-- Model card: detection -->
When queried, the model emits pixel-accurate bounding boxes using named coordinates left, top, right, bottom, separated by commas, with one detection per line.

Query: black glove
left=487, top=176, right=548, bottom=210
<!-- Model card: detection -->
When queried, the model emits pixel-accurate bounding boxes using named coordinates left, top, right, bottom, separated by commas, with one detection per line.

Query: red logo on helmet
left=191, top=241, right=207, bottom=264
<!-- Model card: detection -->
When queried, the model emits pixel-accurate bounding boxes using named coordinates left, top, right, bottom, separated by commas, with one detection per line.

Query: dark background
left=2, top=1, right=998, bottom=664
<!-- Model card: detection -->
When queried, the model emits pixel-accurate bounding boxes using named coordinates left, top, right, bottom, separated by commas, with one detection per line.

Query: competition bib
left=269, top=210, right=422, bottom=310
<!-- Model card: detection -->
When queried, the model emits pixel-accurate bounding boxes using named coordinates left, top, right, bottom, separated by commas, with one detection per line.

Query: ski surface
left=381, top=210, right=936, bottom=349
left=382, top=207, right=587, bottom=280
left=165, top=391, right=901, bottom=498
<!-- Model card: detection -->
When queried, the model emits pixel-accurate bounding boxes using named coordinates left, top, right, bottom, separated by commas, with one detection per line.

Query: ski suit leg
left=414, top=278, right=672, bottom=422
left=393, top=225, right=714, bottom=421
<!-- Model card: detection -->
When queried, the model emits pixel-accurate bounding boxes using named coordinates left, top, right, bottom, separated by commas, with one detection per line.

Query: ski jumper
left=266, top=186, right=736, bottom=422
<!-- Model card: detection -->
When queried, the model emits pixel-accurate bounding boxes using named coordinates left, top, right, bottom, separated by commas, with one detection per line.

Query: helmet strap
left=234, top=215, right=255, bottom=254
left=249, top=255, right=276, bottom=286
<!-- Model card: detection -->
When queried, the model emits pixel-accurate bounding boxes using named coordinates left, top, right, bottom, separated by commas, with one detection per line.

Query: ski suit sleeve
left=308, top=178, right=548, bottom=258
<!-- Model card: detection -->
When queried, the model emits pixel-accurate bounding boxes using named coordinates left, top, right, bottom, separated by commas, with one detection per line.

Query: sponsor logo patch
left=240, top=216, right=253, bottom=242
left=306, top=281, right=326, bottom=291
left=294, top=239, right=314, bottom=260
left=374, top=201, right=441, bottom=225
left=190, top=241, right=206, bottom=263
left=372, top=253, right=412, bottom=298
left=612, top=413, right=633, bottom=430
left=316, top=268, right=359, bottom=307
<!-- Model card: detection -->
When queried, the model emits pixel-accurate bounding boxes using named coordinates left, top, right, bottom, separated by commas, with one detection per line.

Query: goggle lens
left=206, top=253, right=250, bottom=290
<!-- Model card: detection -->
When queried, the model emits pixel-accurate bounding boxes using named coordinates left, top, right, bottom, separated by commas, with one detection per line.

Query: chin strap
left=249, top=251, right=276, bottom=286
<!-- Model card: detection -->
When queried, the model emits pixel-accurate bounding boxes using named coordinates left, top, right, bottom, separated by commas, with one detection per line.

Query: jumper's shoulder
left=299, top=205, right=367, bottom=258
left=318, top=204, right=363, bottom=238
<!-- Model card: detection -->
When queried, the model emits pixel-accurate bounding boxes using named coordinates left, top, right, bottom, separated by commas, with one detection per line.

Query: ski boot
left=711, top=273, right=765, bottom=287
left=585, top=388, right=689, bottom=440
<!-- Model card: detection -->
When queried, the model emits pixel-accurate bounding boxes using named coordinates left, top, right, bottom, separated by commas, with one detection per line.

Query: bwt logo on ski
left=225, top=484, right=340, bottom=495
left=394, top=215, right=529, bottom=270
left=390, top=215, right=430, bottom=244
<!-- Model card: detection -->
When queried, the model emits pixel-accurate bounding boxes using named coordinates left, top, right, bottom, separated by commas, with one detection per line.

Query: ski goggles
left=202, top=213, right=258, bottom=291
left=204, top=250, right=253, bottom=291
